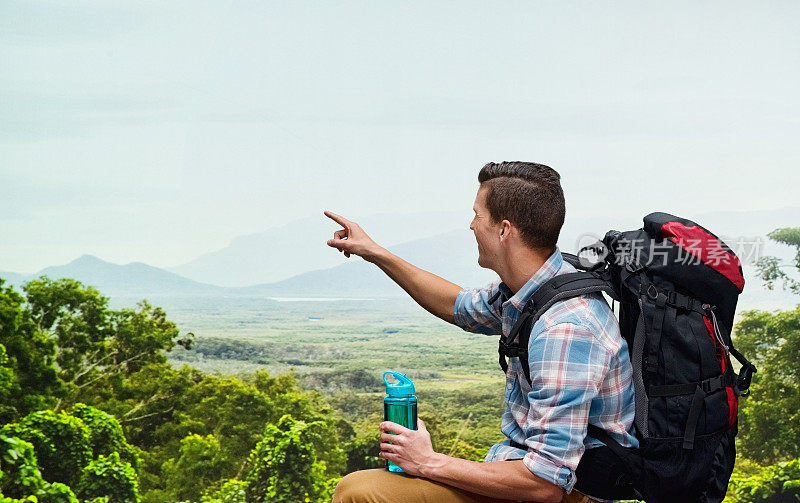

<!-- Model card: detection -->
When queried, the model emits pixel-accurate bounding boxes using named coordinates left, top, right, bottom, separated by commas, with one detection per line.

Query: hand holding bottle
left=379, top=418, right=440, bottom=477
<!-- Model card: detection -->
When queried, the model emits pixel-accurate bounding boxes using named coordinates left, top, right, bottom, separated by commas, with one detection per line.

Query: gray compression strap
left=632, top=297, right=650, bottom=437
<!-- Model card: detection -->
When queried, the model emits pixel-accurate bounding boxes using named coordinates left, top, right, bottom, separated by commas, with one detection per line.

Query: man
left=325, top=162, right=637, bottom=503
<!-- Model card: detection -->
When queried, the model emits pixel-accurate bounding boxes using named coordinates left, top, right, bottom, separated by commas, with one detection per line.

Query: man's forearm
left=366, top=247, right=463, bottom=324
left=419, top=453, right=563, bottom=503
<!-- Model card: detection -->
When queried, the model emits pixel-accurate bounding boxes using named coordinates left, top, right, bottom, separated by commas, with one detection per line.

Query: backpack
left=496, top=212, right=757, bottom=503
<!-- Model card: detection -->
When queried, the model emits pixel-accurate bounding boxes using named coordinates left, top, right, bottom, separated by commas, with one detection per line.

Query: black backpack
left=496, top=212, right=757, bottom=503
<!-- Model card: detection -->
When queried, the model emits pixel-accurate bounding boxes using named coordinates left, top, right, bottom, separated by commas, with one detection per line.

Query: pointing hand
left=324, top=211, right=382, bottom=262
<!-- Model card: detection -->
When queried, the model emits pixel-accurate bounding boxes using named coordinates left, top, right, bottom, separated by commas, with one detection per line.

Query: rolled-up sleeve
left=520, top=321, right=613, bottom=493
left=452, top=279, right=504, bottom=336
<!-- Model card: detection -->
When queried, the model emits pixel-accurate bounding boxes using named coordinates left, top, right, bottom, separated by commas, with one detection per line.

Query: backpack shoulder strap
left=499, top=270, right=618, bottom=387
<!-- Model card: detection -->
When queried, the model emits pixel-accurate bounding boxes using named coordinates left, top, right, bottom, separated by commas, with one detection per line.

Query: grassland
left=156, top=295, right=504, bottom=384
left=137, top=294, right=509, bottom=459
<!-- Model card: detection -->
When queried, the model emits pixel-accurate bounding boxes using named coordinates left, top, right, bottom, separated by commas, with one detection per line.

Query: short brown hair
left=477, top=161, right=565, bottom=251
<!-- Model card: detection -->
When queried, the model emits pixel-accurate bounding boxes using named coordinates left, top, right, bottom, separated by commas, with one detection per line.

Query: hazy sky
left=2, top=0, right=799, bottom=273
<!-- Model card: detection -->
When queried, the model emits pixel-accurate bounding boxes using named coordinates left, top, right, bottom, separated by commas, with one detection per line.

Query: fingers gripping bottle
left=383, top=371, right=418, bottom=473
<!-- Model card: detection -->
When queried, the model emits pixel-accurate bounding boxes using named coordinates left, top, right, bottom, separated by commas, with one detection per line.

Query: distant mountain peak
left=70, top=254, right=107, bottom=265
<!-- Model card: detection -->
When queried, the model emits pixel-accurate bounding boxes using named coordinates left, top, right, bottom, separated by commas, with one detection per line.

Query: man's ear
left=500, top=220, right=512, bottom=239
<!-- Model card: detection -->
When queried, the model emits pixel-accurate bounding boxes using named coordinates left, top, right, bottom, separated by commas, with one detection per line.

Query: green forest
left=1, top=228, right=799, bottom=503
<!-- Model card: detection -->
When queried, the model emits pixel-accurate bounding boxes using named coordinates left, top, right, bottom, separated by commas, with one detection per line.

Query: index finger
left=323, top=210, right=351, bottom=228
left=380, top=421, right=410, bottom=435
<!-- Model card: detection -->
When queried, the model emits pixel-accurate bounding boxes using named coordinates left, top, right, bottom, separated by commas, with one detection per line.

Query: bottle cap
left=383, top=371, right=415, bottom=397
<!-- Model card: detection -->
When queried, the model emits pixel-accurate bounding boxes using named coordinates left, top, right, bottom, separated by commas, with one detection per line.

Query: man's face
left=469, top=185, right=501, bottom=270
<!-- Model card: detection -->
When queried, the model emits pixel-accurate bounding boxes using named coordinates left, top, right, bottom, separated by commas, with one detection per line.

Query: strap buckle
left=701, top=375, right=723, bottom=393
left=625, top=258, right=644, bottom=273
left=644, top=284, right=693, bottom=311
left=737, top=362, right=757, bottom=397
left=666, top=290, right=692, bottom=310
left=499, top=343, right=527, bottom=359
left=729, top=347, right=757, bottom=397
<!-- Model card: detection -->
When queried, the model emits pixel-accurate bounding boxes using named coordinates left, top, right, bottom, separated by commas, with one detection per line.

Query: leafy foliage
left=68, top=404, right=140, bottom=471
left=0, top=277, right=186, bottom=423
left=756, top=227, right=800, bottom=295
left=0, top=405, right=141, bottom=503
left=162, top=434, right=231, bottom=502
left=78, top=363, right=348, bottom=502
left=0, top=410, right=92, bottom=487
left=23, top=278, right=114, bottom=389
left=75, top=452, right=139, bottom=503
left=201, top=478, right=248, bottom=503
left=734, top=307, right=800, bottom=464
left=0, top=434, right=79, bottom=503
left=734, top=225, right=800, bottom=473
left=244, top=415, right=336, bottom=503
left=0, top=345, right=16, bottom=423
left=0, top=280, right=60, bottom=422
left=0, top=434, right=46, bottom=497
left=5, top=269, right=800, bottom=502
left=727, top=458, right=800, bottom=502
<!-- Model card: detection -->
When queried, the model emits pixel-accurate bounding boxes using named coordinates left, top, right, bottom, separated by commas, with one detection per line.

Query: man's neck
left=496, top=247, right=554, bottom=295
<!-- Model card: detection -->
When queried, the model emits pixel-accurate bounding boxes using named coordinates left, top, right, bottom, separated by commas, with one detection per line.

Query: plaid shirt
left=453, top=247, right=638, bottom=498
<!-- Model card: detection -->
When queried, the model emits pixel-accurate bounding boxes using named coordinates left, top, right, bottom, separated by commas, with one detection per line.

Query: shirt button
left=506, top=382, right=513, bottom=390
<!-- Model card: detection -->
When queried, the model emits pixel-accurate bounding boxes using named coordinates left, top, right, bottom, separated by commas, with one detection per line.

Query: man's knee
left=331, top=469, right=381, bottom=503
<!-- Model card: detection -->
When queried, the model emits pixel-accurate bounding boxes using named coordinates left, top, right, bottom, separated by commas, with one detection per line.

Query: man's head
left=470, top=161, right=565, bottom=270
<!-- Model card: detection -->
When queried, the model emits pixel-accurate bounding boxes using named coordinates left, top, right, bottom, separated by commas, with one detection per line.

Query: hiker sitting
left=324, top=162, right=637, bottom=503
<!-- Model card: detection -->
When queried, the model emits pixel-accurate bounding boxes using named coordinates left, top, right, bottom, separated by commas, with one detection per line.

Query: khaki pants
left=331, top=468, right=601, bottom=503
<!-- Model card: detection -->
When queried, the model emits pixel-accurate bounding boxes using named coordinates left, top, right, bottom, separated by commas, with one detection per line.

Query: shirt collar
left=499, top=247, right=563, bottom=313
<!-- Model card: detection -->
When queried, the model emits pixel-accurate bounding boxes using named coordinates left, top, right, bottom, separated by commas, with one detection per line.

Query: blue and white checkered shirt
left=453, top=247, right=638, bottom=498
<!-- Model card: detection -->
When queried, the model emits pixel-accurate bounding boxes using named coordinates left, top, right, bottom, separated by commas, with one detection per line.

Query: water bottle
left=382, top=371, right=418, bottom=473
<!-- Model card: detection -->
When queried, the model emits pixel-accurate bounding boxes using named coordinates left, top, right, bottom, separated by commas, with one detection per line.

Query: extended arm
left=324, top=211, right=463, bottom=323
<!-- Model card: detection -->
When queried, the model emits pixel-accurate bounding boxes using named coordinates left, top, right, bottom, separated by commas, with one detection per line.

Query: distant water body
left=266, top=297, right=376, bottom=302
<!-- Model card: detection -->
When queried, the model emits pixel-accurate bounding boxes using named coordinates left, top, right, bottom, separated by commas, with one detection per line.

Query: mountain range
left=167, top=209, right=473, bottom=287
left=0, top=228, right=496, bottom=299
left=2, top=207, right=798, bottom=311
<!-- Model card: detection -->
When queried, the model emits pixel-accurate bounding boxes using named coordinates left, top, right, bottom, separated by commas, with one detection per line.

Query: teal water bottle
left=383, top=371, right=418, bottom=473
